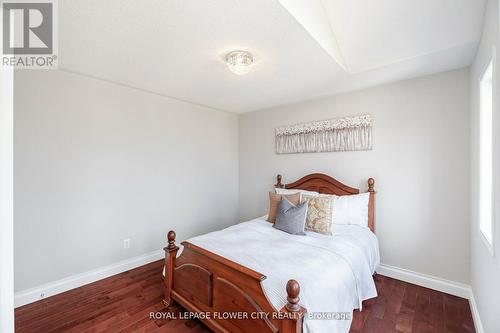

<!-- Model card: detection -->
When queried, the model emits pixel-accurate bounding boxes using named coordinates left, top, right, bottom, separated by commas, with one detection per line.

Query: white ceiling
left=59, top=0, right=486, bottom=113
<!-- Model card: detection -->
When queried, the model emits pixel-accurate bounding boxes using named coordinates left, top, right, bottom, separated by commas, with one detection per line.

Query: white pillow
left=331, top=193, right=370, bottom=227
left=275, top=188, right=319, bottom=197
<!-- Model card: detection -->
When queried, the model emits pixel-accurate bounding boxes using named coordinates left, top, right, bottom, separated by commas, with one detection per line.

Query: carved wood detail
left=174, top=263, right=213, bottom=307
left=279, top=173, right=359, bottom=195
left=215, top=277, right=278, bottom=333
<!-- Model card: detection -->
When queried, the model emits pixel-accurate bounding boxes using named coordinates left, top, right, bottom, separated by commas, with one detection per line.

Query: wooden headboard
left=275, top=173, right=376, bottom=232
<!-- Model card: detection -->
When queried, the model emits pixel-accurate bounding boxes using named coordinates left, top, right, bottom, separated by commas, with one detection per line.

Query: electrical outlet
left=123, top=239, right=130, bottom=249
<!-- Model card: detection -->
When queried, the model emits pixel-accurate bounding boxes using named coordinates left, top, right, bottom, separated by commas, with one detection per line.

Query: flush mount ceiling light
left=226, top=50, right=254, bottom=75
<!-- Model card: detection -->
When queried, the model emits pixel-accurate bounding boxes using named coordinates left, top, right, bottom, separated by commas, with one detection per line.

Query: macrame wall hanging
left=275, top=114, right=373, bottom=154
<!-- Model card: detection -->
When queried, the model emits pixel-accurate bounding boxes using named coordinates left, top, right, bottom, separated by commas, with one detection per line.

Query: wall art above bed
left=275, top=114, right=373, bottom=154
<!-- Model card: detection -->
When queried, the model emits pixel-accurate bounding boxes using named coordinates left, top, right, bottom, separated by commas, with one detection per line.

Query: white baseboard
left=377, top=263, right=471, bottom=299
left=14, top=250, right=164, bottom=308
left=468, top=291, right=485, bottom=333
left=378, top=264, right=484, bottom=332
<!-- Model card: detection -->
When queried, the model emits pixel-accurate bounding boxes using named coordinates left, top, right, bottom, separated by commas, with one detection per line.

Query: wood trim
left=276, top=173, right=376, bottom=233
left=276, top=173, right=359, bottom=195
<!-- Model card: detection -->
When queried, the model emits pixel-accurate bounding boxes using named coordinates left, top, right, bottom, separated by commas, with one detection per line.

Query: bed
left=163, top=173, right=378, bottom=333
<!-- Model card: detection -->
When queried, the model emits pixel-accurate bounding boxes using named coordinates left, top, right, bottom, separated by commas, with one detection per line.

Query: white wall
left=470, top=0, right=500, bottom=332
left=0, top=66, right=15, bottom=332
left=14, top=70, right=239, bottom=292
left=239, top=69, right=471, bottom=284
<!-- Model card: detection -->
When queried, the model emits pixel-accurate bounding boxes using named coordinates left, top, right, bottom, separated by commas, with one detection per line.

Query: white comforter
left=183, top=217, right=380, bottom=333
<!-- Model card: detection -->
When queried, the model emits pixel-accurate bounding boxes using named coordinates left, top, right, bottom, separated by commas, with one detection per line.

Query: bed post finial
left=368, top=178, right=375, bottom=192
left=167, top=230, right=177, bottom=250
left=275, top=174, right=283, bottom=188
left=164, top=230, right=179, bottom=307
left=285, top=279, right=301, bottom=312
left=281, top=279, right=306, bottom=333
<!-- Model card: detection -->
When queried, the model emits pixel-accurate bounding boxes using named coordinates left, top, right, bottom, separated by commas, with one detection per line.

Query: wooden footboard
left=163, top=231, right=306, bottom=333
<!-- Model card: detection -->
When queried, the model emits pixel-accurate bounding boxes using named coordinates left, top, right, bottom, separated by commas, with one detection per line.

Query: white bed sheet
left=183, top=217, right=380, bottom=333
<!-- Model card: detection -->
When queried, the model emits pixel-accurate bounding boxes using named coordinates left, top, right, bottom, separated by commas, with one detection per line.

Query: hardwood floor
left=15, top=260, right=475, bottom=333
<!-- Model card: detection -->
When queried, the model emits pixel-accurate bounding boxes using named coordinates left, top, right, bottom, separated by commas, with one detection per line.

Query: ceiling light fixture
left=226, top=50, right=253, bottom=75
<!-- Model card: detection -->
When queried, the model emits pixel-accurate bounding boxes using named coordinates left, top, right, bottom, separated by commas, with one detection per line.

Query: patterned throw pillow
left=301, top=194, right=334, bottom=235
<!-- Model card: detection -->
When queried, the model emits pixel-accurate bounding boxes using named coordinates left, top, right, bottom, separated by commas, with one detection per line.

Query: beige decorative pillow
left=301, top=194, right=334, bottom=235
left=267, top=192, right=301, bottom=223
